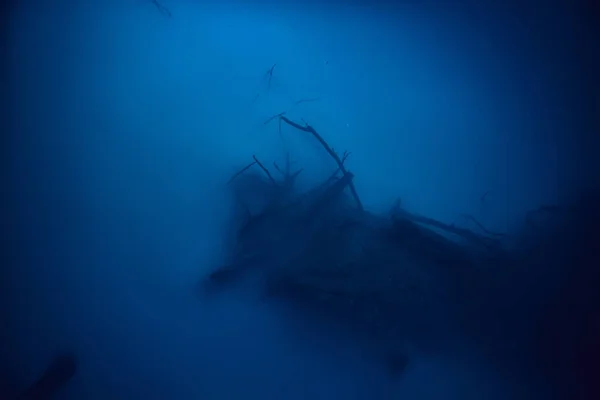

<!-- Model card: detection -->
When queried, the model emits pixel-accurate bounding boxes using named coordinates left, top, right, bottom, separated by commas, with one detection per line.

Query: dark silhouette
left=150, top=0, right=171, bottom=17
left=16, top=353, right=77, bottom=400
left=265, top=64, right=276, bottom=90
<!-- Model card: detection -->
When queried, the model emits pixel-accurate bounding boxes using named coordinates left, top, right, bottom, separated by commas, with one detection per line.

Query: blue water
left=3, top=0, right=596, bottom=399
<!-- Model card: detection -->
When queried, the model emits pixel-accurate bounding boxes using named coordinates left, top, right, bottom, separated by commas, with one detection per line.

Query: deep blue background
left=2, top=0, right=598, bottom=398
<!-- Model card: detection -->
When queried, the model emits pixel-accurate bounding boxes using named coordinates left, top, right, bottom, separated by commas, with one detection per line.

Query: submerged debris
left=201, top=114, right=560, bottom=375
left=149, top=0, right=171, bottom=17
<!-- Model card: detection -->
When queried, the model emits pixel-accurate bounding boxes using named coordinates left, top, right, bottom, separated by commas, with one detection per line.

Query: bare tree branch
left=264, top=111, right=286, bottom=125
left=294, top=97, right=320, bottom=106
left=461, top=214, right=506, bottom=237
left=150, top=0, right=171, bottom=17
left=253, top=155, right=277, bottom=186
left=228, top=161, right=257, bottom=184
left=279, top=116, right=363, bottom=211
left=265, top=64, right=276, bottom=90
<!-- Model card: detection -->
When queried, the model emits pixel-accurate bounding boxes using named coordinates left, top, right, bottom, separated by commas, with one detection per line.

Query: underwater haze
left=3, top=0, right=596, bottom=399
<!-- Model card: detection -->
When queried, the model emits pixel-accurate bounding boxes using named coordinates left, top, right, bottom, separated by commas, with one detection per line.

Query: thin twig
left=326, top=167, right=342, bottom=183
left=394, top=210, right=502, bottom=250
left=306, top=172, right=355, bottom=219
left=150, top=0, right=172, bottom=17
left=480, top=190, right=491, bottom=204
left=278, top=117, right=282, bottom=139
left=294, top=97, right=320, bottom=106
left=290, top=169, right=303, bottom=180
left=341, top=150, right=351, bottom=164
left=326, top=151, right=350, bottom=178
left=273, top=162, right=284, bottom=176
left=228, top=161, right=257, bottom=184
left=461, top=214, right=506, bottom=237
left=252, top=155, right=277, bottom=185
left=265, top=64, right=276, bottom=90
left=295, top=168, right=340, bottom=204
left=320, top=152, right=349, bottom=186
left=274, top=161, right=302, bottom=188
left=263, top=111, right=286, bottom=125
left=279, top=116, right=363, bottom=211
left=285, top=152, right=291, bottom=175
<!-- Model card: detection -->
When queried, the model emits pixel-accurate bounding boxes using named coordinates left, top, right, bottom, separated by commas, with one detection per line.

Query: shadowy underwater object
left=201, top=110, right=591, bottom=388
left=149, top=0, right=171, bottom=17
left=201, top=114, right=518, bottom=376
left=16, top=353, right=77, bottom=400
